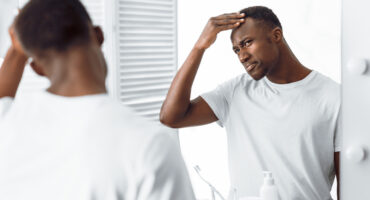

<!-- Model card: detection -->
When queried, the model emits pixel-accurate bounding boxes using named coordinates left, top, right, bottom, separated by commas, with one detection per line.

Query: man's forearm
left=0, top=46, right=28, bottom=98
left=160, top=46, right=205, bottom=124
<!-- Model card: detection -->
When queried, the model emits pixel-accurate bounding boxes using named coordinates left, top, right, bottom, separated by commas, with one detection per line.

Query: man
left=160, top=6, right=341, bottom=200
left=0, top=0, right=195, bottom=199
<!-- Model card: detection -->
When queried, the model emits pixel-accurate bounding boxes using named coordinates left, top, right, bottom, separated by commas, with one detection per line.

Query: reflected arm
left=159, top=47, right=217, bottom=128
left=160, top=13, right=244, bottom=128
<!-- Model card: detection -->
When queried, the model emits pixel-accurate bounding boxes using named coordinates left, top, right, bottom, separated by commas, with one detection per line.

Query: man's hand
left=195, top=12, right=245, bottom=50
left=8, top=23, right=27, bottom=58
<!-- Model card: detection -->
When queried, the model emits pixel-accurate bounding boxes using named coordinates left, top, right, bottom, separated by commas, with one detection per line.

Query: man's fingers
left=9, top=23, right=27, bottom=56
left=214, top=18, right=244, bottom=26
left=218, top=22, right=241, bottom=31
left=213, top=12, right=245, bottom=20
left=210, top=12, right=245, bottom=30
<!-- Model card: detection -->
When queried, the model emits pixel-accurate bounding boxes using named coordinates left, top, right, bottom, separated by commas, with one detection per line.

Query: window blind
left=115, top=0, right=177, bottom=121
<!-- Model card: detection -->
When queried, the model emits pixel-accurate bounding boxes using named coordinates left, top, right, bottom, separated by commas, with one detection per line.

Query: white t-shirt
left=0, top=91, right=195, bottom=200
left=201, top=71, right=341, bottom=200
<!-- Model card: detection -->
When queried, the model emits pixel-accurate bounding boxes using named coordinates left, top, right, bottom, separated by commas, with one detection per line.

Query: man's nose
left=239, top=49, right=251, bottom=63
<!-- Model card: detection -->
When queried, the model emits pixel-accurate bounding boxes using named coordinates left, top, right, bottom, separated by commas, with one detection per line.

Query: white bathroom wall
left=178, top=0, right=341, bottom=199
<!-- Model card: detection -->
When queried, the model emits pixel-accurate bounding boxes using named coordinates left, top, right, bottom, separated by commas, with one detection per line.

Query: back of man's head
left=239, top=6, right=282, bottom=31
left=15, top=0, right=92, bottom=58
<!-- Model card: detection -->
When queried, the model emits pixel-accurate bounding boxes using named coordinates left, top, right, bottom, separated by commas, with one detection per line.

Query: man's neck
left=46, top=47, right=107, bottom=97
left=47, top=80, right=107, bottom=97
left=266, top=44, right=312, bottom=84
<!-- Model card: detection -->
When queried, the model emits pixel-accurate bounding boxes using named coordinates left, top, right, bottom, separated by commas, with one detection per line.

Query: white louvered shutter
left=82, top=0, right=178, bottom=121
left=115, top=0, right=177, bottom=121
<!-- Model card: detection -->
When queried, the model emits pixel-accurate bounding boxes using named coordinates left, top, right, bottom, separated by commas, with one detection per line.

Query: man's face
left=231, top=18, right=280, bottom=80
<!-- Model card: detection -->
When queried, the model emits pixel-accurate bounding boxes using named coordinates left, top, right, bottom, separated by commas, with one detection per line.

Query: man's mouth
left=245, top=62, right=257, bottom=72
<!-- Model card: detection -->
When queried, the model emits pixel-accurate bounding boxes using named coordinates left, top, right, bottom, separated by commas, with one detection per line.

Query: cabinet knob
left=347, top=58, right=368, bottom=75
left=346, top=146, right=366, bottom=163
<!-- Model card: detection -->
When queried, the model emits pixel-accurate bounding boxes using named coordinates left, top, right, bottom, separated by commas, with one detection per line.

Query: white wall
left=178, top=0, right=341, bottom=199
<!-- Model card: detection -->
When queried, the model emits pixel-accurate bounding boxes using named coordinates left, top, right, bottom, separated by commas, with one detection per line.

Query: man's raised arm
left=160, top=13, right=244, bottom=128
left=0, top=25, right=28, bottom=98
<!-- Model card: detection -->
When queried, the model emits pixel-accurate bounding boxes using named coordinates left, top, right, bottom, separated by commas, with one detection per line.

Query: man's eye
left=234, top=48, right=240, bottom=54
left=244, top=40, right=253, bottom=47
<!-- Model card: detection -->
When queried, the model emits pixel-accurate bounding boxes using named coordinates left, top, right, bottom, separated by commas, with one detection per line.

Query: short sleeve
left=0, top=97, right=14, bottom=120
left=134, top=130, right=196, bottom=200
left=201, top=76, right=240, bottom=127
left=334, top=108, right=342, bottom=152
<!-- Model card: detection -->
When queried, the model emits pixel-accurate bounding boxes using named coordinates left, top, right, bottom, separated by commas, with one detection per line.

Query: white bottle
left=260, top=171, right=280, bottom=200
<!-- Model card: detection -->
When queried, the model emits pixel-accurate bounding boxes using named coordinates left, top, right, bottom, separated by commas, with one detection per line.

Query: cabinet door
left=341, top=0, right=370, bottom=199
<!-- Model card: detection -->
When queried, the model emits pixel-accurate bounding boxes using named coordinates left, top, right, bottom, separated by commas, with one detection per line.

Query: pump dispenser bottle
left=260, top=171, right=280, bottom=200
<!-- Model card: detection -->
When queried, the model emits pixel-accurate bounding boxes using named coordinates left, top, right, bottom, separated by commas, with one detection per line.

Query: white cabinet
left=341, top=0, right=370, bottom=199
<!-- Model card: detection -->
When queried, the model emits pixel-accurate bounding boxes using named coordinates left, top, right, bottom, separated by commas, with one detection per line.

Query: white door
left=341, top=0, right=370, bottom=199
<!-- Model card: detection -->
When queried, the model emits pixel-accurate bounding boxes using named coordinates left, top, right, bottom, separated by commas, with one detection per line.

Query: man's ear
left=30, top=60, right=45, bottom=77
left=93, top=26, right=104, bottom=46
left=271, top=27, right=283, bottom=43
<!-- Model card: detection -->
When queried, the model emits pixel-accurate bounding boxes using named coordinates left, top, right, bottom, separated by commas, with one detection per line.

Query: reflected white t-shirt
left=201, top=71, right=341, bottom=200
left=0, top=91, right=195, bottom=200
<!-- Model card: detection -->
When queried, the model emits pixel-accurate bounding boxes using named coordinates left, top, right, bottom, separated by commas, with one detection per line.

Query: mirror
left=178, top=0, right=341, bottom=199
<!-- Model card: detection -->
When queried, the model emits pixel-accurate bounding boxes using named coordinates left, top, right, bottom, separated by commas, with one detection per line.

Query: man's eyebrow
left=238, top=37, right=250, bottom=45
left=232, top=36, right=250, bottom=50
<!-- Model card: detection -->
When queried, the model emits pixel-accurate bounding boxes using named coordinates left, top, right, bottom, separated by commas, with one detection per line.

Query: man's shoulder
left=216, top=73, right=253, bottom=93
left=88, top=98, right=173, bottom=143
left=315, top=71, right=340, bottom=87
left=310, top=71, right=341, bottom=107
left=314, top=72, right=340, bottom=95
left=83, top=98, right=177, bottom=163
left=224, top=73, right=252, bottom=86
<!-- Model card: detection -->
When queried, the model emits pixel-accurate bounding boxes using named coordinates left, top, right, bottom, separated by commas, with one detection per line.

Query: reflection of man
left=0, top=0, right=195, bottom=199
left=160, top=6, right=340, bottom=200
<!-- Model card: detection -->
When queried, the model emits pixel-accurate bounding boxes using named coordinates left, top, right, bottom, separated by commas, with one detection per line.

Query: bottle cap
left=263, top=171, right=275, bottom=185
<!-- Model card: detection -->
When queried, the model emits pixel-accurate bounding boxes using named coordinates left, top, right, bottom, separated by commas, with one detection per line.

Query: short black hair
left=15, top=0, right=92, bottom=57
left=239, top=6, right=282, bottom=30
